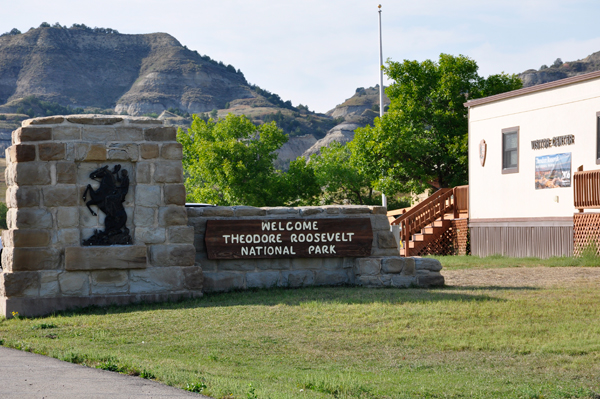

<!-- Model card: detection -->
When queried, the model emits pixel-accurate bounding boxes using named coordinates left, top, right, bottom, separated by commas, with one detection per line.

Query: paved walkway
left=0, top=347, right=210, bottom=399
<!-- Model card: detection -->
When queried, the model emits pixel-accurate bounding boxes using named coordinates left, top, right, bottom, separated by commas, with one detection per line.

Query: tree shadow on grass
left=42, top=285, right=526, bottom=319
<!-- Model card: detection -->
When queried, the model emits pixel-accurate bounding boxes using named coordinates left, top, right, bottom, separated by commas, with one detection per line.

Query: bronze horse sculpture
left=82, top=165, right=132, bottom=246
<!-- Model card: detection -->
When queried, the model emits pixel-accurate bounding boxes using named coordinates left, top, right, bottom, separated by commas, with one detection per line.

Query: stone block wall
left=188, top=205, right=444, bottom=292
left=1, top=115, right=201, bottom=318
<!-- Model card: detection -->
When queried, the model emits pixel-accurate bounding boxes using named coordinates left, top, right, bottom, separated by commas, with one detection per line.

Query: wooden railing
left=453, top=185, right=469, bottom=217
left=574, top=169, right=600, bottom=210
left=390, top=185, right=468, bottom=257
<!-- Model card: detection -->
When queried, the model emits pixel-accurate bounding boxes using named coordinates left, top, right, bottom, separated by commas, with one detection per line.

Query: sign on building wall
left=535, top=152, right=571, bottom=189
left=205, top=218, right=373, bottom=259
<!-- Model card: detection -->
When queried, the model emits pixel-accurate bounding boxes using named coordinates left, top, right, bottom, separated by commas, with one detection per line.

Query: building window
left=502, top=127, right=519, bottom=174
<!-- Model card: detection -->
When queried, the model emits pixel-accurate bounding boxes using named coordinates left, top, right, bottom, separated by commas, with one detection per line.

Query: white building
left=465, top=70, right=600, bottom=258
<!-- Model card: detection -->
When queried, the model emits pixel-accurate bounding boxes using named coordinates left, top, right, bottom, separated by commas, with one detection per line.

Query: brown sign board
left=205, top=218, right=373, bottom=259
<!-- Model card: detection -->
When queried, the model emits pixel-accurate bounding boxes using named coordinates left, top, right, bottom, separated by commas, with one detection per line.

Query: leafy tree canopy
left=178, top=114, right=319, bottom=206
left=351, top=53, right=522, bottom=195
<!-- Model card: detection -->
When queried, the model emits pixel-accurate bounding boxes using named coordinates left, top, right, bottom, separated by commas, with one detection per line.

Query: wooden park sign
left=205, top=218, right=373, bottom=259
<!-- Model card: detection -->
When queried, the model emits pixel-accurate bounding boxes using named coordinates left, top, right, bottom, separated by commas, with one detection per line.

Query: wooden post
left=403, top=219, right=410, bottom=257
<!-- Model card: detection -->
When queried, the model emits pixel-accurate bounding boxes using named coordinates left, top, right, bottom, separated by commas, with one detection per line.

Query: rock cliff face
left=302, top=123, right=360, bottom=159
left=519, top=51, right=600, bottom=87
left=275, top=134, right=317, bottom=170
left=0, top=26, right=252, bottom=115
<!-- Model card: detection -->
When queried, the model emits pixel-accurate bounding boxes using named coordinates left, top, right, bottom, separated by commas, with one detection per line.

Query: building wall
left=468, top=76, right=600, bottom=257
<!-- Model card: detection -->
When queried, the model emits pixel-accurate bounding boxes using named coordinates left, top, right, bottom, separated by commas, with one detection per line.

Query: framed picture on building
left=534, top=153, right=571, bottom=189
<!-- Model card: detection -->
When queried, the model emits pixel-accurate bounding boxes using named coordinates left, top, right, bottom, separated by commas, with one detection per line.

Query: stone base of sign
left=189, top=205, right=445, bottom=292
left=0, top=115, right=199, bottom=318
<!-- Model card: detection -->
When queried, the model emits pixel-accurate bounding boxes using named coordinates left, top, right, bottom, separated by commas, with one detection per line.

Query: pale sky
left=2, top=0, right=600, bottom=113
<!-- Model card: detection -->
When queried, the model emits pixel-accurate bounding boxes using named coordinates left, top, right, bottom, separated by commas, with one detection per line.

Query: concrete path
left=0, top=347, right=210, bottom=399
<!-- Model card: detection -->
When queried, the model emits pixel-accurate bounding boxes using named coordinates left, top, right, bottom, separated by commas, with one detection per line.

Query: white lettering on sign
left=261, top=220, right=319, bottom=231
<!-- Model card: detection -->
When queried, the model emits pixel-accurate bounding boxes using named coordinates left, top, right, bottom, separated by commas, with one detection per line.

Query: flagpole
left=378, top=4, right=387, bottom=208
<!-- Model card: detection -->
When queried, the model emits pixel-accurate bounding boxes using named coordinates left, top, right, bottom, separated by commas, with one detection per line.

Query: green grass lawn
left=1, top=255, right=600, bottom=398
left=431, top=254, right=600, bottom=270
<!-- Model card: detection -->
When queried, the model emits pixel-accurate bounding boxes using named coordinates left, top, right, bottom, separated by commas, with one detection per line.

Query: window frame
left=501, top=127, right=519, bottom=174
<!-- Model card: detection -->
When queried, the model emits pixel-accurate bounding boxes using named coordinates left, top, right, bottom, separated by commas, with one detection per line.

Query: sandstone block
left=202, top=272, right=244, bottom=292
left=59, top=272, right=90, bottom=296
left=218, top=259, right=256, bottom=272
left=341, top=206, right=371, bottom=214
left=371, top=248, right=401, bottom=256
left=417, top=272, right=445, bottom=287
left=6, top=186, right=40, bottom=208
left=65, top=245, right=147, bottom=270
left=130, top=267, right=184, bottom=294
left=75, top=143, right=107, bottom=161
left=14, top=127, right=51, bottom=143
left=67, top=115, right=123, bottom=125
left=257, top=258, right=290, bottom=270
left=200, top=207, right=234, bottom=217
left=291, top=258, right=323, bottom=270
left=23, top=116, right=65, bottom=126
left=299, top=207, right=323, bottom=216
left=164, top=184, right=186, bottom=205
left=234, top=206, right=266, bottom=217
left=7, top=229, right=51, bottom=248
left=91, top=270, right=129, bottom=295
left=325, top=206, right=341, bottom=214
left=9, top=208, right=52, bottom=229
left=39, top=271, right=60, bottom=297
left=182, top=266, right=204, bottom=290
left=133, top=206, right=155, bottom=227
left=265, top=207, right=299, bottom=215
left=135, top=185, right=161, bottom=207
left=161, top=143, right=183, bottom=160
left=79, top=206, right=99, bottom=227
left=8, top=144, right=35, bottom=162
left=381, top=257, right=405, bottom=274
left=108, top=144, right=139, bottom=161
left=140, top=143, right=159, bottom=159
left=198, top=257, right=217, bottom=271
left=280, top=270, right=314, bottom=287
left=144, top=126, right=177, bottom=141
left=116, top=127, right=143, bottom=141
left=52, top=125, right=80, bottom=141
left=158, top=206, right=188, bottom=227
left=56, top=228, right=80, bottom=247
left=125, top=117, right=163, bottom=126
left=322, top=258, right=344, bottom=270
left=369, top=206, right=387, bottom=215
left=81, top=126, right=116, bottom=142
left=13, top=163, right=51, bottom=185
left=187, top=217, right=208, bottom=233
left=149, top=244, right=195, bottom=267
left=136, top=162, right=152, bottom=184
left=357, top=276, right=383, bottom=287
left=56, top=162, right=76, bottom=184
left=401, top=258, right=416, bottom=276
left=356, top=258, right=381, bottom=276
left=135, top=227, right=166, bottom=244
left=168, top=226, right=194, bottom=244
left=2, top=247, right=60, bottom=272
left=56, top=207, right=79, bottom=228
left=377, top=231, right=398, bottom=249
left=247, top=271, right=279, bottom=289
left=193, top=234, right=205, bottom=252
left=315, top=270, right=349, bottom=286
left=414, top=257, right=443, bottom=272
left=342, top=257, right=355, bottom=269
left=391, top=275, right=416, bottom=288
left=1, top=271, right=40, bottom=297
left=43, top=185, right=78, bottom=207
left=39, top=143, right=66, bottom=161
left=370, top=215, right=391, bottom=230
left=153, top=161, right=183, bottom=183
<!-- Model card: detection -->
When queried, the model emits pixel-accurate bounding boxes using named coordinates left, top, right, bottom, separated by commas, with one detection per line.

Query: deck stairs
left=389, top=186, right=468, bottom=257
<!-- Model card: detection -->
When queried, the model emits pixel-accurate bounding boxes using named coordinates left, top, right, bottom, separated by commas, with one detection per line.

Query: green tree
left=178, top=114, right=318, bottom=206
left=351, top=53, right=522, bottom=195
